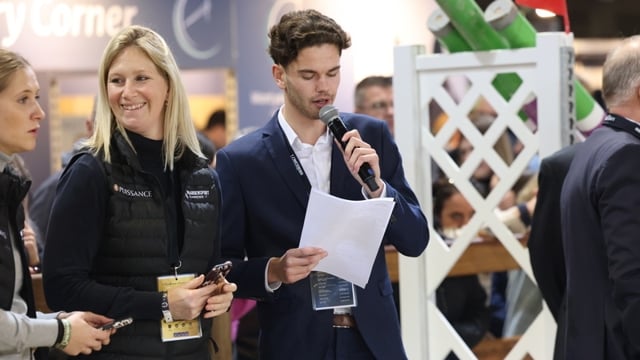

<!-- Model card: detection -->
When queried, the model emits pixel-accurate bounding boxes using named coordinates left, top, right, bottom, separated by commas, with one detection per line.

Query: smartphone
left=200, top=261, right=232, bottom=288
left=101, top=317, right=133, bottom=330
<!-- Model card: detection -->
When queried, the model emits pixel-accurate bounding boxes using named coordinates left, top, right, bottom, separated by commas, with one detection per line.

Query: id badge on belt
left=309, top=271, right=357, bottom=311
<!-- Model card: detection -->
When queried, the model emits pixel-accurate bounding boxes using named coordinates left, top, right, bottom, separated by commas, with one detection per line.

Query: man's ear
left=272, top=64, right=286, bottom=89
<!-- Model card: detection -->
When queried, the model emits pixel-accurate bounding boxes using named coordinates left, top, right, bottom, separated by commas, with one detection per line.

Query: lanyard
left=277, top=122, right=312, bottom=190
left=602, top=113, right=640, bottom=141
left=164, top=169, right=181, bottom=279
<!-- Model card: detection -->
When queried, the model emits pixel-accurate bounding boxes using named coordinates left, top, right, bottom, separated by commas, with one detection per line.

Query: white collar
left=277, top=105, right=331, bottom=147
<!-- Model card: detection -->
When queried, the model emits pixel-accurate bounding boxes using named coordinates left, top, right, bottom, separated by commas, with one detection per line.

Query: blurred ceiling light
left=535, top=9, right=556, bottom=18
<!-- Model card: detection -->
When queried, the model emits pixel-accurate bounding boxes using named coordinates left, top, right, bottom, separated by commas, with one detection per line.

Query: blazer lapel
left=262, top=117, right=311, bottom=208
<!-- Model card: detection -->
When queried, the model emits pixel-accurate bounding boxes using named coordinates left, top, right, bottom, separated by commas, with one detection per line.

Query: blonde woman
left=43, top=25, right=236, bottom=359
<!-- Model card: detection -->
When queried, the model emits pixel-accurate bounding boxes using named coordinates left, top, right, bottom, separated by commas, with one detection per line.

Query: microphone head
left=319, top=105, right=339, bottom=125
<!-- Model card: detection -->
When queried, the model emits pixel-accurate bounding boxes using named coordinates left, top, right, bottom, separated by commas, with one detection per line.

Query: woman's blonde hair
left=89, top=25, right=203, bottom=169
left=0, top=49, right=30, bottom=93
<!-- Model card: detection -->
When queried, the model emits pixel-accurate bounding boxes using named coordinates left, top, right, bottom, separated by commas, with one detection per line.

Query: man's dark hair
left=205, top=109, right=226, bottom=130
left=268, top=9, right=351, bottom=68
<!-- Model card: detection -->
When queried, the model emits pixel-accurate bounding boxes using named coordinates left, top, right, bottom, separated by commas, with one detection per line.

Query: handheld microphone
left=319, top=105, right=379, bottom=192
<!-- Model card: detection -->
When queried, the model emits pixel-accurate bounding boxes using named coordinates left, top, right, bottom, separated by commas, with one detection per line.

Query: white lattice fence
left=394, top=33, right=575, bottom=359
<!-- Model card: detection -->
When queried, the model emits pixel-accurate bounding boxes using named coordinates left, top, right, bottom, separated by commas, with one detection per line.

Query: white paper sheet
left=299, top=188, right=395, bottom=288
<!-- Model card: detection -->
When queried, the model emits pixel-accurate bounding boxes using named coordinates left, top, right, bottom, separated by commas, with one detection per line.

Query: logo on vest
left=185, top=189, right=210, bottom=200
left=0, top=229, right=6, bottom=240
left=113, top=184, right=152, bottom=198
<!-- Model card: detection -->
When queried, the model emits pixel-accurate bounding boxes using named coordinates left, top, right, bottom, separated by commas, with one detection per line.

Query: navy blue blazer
left=561, top=117, right=640, bottom=359
left=217, top=111, right=428, bottom=359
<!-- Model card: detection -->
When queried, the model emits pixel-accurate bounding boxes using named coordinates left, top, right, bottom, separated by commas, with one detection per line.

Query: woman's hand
left=203, top=282, right=237, bottom=319
left=167, top=275, right=226, bottom=321
left=62, top=312, right=113, bottom=356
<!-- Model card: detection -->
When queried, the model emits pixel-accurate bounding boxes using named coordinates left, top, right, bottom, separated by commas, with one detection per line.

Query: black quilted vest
left=86, top=133, right=220, bottom=360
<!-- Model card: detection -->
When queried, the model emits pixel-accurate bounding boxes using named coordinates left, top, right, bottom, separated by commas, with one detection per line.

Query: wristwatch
left=161, top=291, right=173, bottom=323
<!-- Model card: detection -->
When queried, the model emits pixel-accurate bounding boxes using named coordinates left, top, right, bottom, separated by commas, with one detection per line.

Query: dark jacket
left=435, top=232, right=489, bottom=351
left=44, top=132, right=221, bottom=360
left=0, top=166, right=48, bottom=359
left=0, top=167, right=31, bottom=310
left=561, top=114, right=640, bottom=359
left=437, top=275, right=490, bottom=348
left=528, top=143, right=579, bottom=360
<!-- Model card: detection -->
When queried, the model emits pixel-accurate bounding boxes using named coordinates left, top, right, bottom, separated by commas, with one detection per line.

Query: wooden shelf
left=385, top=236, right=527, bottom=282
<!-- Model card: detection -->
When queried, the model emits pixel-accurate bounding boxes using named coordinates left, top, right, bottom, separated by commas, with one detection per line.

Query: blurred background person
left=202, top=109, right=227, bottom=150
left=196, top=131, right=217, bottom=168
left=354, top=75, right=394, bottom=134
left=452, top=105, right=540, bottom=338
left=432, top=178, right=491, bottom=357
left=528, top=142, right=581, bottom=360
left=29, top=98, right=95, bottom=261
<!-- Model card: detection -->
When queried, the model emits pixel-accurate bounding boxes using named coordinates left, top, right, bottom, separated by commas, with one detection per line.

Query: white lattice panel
left=394, top=33, right=574, bottom=359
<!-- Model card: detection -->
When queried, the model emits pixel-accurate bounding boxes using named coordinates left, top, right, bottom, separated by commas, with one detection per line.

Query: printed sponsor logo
left=185, top=189, right=209, bottom=200
left=113, top=184, right=152, bottom=198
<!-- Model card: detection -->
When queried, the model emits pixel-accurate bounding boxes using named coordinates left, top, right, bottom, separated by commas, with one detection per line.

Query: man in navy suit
left=216, top=9, right=428, bottom=360
left=561, top=35, right=640, bottom=359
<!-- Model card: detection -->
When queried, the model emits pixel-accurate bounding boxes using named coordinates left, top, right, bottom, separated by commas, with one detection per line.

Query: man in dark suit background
left=561, top=35, right=640, bottom=359
left=216, top=9, right=428, bottom=360
left=528, top=142, right=580, bottom=360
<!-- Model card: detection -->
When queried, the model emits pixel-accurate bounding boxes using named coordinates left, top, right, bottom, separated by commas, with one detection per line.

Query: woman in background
left=0, top=48, right=113, bottom=359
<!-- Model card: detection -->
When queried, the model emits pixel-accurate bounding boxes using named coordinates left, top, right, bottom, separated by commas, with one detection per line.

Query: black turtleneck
left=126, top=131, right=171, bottom=195
left=126, top=130, right=184, bottom=257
